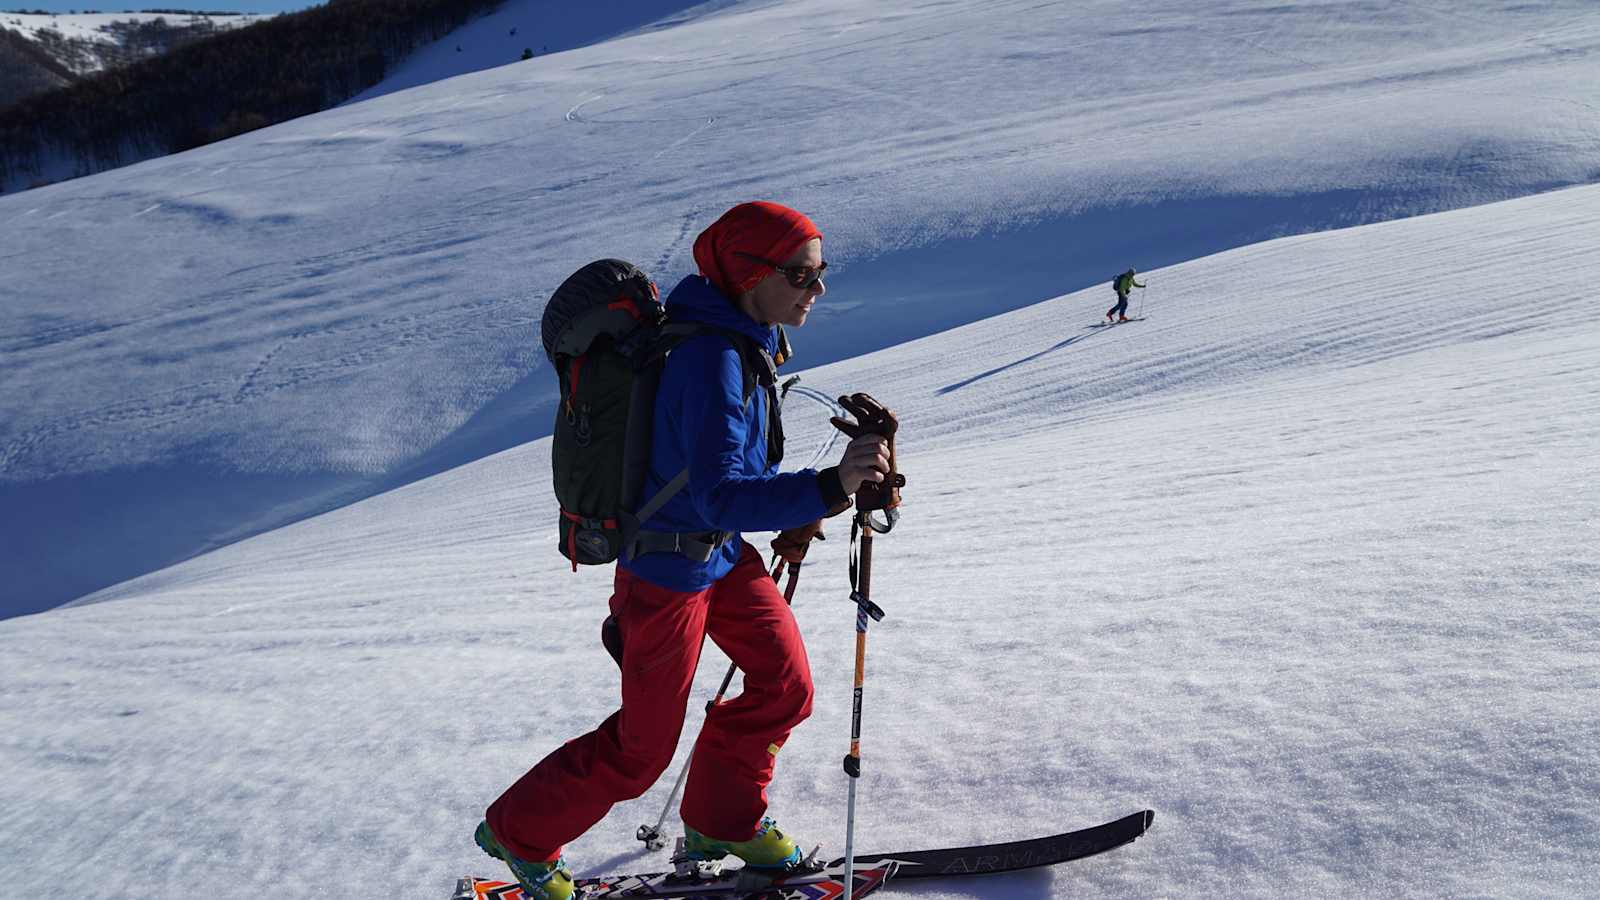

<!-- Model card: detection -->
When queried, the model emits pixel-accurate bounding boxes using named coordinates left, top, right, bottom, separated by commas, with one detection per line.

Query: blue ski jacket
left=619, top=275, right=843, bottom=592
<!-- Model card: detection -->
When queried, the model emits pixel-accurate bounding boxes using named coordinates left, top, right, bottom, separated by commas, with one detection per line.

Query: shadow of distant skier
left=937, top=329, right=1101, bottom=395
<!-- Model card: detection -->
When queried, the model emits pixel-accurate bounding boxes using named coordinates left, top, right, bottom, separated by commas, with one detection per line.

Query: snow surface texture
left=1, top=5, right=1599, bottom=894
left=4, top=182, right=1598, bottom=898
left=4, top=0, right=1600, bottom=617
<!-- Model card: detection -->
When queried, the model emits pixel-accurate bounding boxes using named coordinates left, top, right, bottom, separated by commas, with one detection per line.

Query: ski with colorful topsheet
left=452, top=860, right=894, bottom=900
left=454, top=810, right=1151, bottom=899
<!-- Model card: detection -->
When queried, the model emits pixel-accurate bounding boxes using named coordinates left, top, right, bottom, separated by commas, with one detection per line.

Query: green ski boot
left=474, top=820, right=575, bottom=900
left=681, top=816, right=806, bottom=871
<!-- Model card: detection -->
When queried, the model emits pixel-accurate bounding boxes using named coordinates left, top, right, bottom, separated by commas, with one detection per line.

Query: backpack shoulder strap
left=632, top=467, right=688, bottom=527
left=621, top=324, right=784, bottom=548
left=619, top=324, right=753, bottom=533
left=704, top=328, right=782, bottom=466
left=660, top=323, right=767, bottom=405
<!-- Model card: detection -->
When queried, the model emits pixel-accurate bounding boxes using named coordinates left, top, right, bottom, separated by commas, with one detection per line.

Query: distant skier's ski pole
left=636, top=556, right=801, bottom=851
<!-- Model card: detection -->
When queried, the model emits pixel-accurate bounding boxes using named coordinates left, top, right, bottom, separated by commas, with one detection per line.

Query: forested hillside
left=1, top=10, right=259, bottom=107
left=0, top=21, right=73, bottom=103
left=0, top=0, right=504, bottom=191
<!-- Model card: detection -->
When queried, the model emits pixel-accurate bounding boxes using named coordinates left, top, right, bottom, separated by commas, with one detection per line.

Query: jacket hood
left=663, top=274, right=778, bottom=355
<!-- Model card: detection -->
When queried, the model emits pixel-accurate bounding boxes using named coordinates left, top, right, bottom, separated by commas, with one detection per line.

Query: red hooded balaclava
left=692, top=201, right=822, bottom=299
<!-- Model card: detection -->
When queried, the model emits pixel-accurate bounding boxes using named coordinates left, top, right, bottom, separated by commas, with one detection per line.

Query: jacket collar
left=664, top=275, right=778, bottom=356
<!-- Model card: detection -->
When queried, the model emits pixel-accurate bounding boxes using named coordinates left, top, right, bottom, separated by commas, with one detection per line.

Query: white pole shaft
left=650, top=754, right=692, bottom=837
left=843, top=776, right=860, bottom=900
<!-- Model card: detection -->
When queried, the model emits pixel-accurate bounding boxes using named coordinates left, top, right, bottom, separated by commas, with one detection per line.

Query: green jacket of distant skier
left=1114, top=269, right=1145, bottom=297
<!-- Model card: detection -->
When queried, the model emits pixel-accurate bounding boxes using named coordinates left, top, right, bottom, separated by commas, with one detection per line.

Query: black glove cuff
left=817, top=466, right=850, bottom=514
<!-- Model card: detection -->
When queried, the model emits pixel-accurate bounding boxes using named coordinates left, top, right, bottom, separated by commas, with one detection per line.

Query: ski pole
left=824, top=392, right=904, bottom=900
left=842, top=513, right=886, bottom=900
left=636, top=555, right=802, bottom=851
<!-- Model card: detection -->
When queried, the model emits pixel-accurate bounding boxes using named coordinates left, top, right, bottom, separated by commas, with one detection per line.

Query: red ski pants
left=487, top=542, right=814, bottom=862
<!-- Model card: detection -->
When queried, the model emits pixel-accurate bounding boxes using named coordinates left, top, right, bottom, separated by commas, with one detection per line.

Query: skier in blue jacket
left=478, top=202, right=892, bottom=900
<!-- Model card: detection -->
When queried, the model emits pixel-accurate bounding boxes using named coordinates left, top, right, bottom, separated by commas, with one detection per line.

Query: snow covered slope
left=345, top=0, right=734, bottom=104
left=1, top=2, right=1597, bottom=616
left=4, top=182, right=1596, bottom=898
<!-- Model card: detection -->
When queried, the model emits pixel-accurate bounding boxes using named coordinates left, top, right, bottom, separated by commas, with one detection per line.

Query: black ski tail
left=826, top=809, right=1153, bottom=879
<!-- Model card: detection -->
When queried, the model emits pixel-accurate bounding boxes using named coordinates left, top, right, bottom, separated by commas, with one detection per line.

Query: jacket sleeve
left=669, top=338, right=831, bottom=533
left=1133, top=278, right=1146, bottom=288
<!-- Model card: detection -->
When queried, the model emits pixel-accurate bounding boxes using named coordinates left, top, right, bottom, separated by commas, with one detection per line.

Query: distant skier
left=1106, top=267, right=1145, bottom=322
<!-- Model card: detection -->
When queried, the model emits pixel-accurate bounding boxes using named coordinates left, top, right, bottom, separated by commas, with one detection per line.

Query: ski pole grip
left=830, top=393, right=904, bottom=514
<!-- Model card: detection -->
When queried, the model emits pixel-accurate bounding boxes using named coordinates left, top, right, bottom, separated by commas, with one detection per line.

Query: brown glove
left=771, top=520, right=827, bottom=564
left=830, top=393, right=905, bottom=512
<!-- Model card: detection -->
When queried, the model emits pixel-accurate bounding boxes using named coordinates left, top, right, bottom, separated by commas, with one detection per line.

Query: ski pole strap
left=848, top=517, right=885, bottom=624
left=783, top=560, right=802, bottom=604
left=848, top=516, right=860, bottom=591
left=851, top=590, right=885, bottom=625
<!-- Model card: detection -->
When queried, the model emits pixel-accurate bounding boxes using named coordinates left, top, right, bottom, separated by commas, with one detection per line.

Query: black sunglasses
left=736, top=252, right=828, bottom=289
